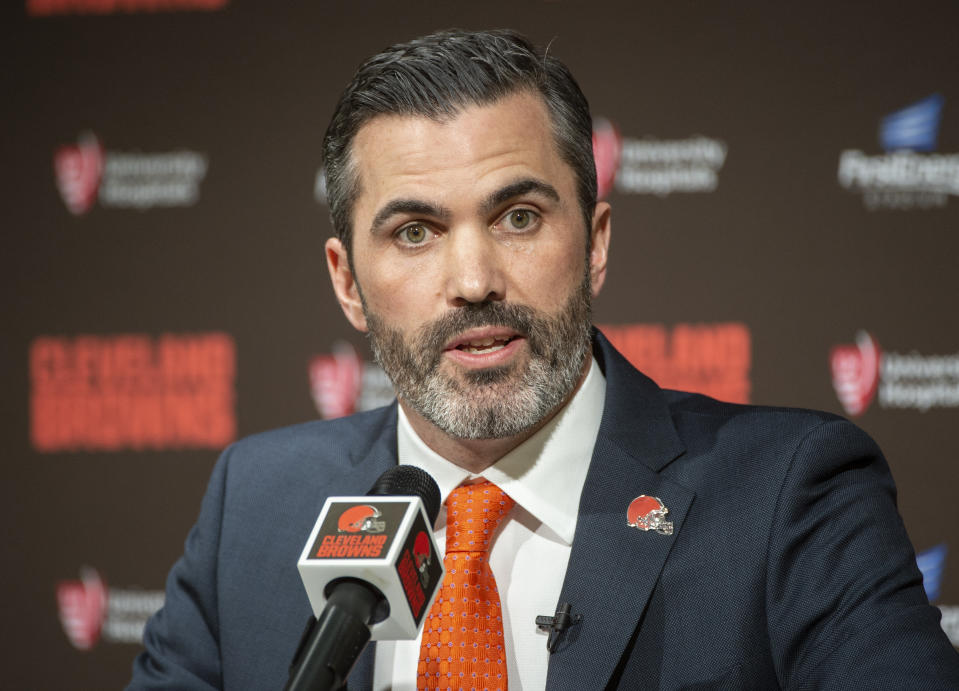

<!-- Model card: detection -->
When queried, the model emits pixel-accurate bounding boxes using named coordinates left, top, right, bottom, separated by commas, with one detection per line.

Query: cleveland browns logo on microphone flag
left=412, top=531, right=432, bottom=587
left=310, top=501, right=411, bottom=560
left=337, top=504, right=386, bottom=534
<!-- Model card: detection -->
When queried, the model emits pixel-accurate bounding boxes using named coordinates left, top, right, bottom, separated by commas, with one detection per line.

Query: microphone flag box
left=298, top=496, right=444, bottom=640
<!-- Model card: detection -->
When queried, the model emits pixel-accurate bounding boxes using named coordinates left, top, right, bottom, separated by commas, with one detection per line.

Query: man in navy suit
left=130, top=30, right=959, bottom=689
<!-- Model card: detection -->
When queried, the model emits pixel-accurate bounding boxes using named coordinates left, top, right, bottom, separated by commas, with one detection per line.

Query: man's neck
left=398, top=357, right=592, bottom=474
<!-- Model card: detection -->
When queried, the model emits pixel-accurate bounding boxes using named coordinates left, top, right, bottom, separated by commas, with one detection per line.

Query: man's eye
left=504, top=209, right=536, bottom=230
left=398, top=224, right=429, bottom=244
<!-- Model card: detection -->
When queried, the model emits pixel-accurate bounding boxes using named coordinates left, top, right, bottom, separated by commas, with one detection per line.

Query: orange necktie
left=418, top=480, right=515, bottom=691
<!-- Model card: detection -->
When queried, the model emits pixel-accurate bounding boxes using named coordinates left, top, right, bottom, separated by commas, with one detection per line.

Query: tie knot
left=445, top=480, right=514, bottom=553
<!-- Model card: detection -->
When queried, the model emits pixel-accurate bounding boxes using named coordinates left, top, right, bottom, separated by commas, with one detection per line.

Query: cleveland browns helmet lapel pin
left=626, top=495, right=673, bottom=535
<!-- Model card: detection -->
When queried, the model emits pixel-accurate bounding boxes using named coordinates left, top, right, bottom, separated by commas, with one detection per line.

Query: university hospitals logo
left=56, top=567, right=164, bottom=651
left=592, top=117, right=622, bottom=200
left=317, top=121, right=724, bottom=205
left=593, top=117, right=728, bottom=198
left=309, top=341, right=363, bottom=419
left=309, top=341, right=395, bottom=419
left=838, top=94, right=959, bottom=210
left=54, top=132, right=208, bottom=215
left=829, top=331, right=881, bottom=417
left=54, top=133, right=104, bottom=215
left=56, top=568, right=107, bottom=650
left=830, top=331, right=959, bottom=415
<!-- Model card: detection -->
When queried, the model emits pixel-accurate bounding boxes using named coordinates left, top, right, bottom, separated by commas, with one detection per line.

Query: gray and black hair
left=322, top=29, right=597, bottom=253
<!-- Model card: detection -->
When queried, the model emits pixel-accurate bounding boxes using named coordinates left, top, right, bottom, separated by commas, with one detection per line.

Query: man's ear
left=325, top=237, right=368, bottom=332
left=588, top=201, right=611, bottom=298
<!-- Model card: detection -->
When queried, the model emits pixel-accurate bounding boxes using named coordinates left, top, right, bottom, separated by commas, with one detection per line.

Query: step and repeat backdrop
left=4, top=1, right=958, bottom=686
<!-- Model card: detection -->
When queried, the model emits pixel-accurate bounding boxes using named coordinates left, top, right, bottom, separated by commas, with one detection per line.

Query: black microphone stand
left=284, top=580, right=383, bottom=691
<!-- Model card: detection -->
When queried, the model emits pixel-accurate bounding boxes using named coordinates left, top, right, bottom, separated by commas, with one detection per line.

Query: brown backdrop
left=4, top=1, right=958, bottom=686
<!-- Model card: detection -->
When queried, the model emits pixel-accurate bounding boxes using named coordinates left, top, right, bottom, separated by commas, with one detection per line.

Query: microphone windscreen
left=367, top=465, right=441, bottom=525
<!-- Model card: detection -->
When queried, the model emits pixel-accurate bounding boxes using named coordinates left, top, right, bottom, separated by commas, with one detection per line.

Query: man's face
left=326, top=90, right=610, bottom=440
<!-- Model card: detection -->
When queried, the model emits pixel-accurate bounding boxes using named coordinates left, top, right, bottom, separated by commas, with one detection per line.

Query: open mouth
left=455, top=335, right=518, bottom=354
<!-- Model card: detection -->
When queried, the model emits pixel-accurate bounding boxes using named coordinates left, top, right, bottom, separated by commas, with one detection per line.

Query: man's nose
left=443, top=225, right=506, bottom=306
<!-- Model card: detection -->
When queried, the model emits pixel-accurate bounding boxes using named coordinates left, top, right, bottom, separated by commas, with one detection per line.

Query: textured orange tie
left=418, top=480, right=515, bottom=691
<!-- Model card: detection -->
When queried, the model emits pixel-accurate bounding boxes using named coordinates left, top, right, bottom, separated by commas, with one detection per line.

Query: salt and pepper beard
left=362, top=272, right=593, bottom=440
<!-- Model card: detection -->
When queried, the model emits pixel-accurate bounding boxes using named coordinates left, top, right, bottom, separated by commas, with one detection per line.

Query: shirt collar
left=396, top=356, right=606, bottom=545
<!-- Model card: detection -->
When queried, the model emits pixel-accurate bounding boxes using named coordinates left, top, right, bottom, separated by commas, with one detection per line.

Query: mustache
left=418, top=302, right=543, bottom=362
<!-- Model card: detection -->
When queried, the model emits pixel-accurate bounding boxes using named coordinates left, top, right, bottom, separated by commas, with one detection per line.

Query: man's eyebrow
left=369, top=199, right=452, bottom=233
left=481, top=178, right=560, bottom=215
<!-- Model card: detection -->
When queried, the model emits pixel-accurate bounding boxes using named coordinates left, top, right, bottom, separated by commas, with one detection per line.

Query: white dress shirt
left=373, top=357, right=606, bottom=690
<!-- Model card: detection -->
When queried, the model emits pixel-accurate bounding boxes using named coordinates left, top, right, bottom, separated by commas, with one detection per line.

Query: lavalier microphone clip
left=535, top=602, right=582, bottom=653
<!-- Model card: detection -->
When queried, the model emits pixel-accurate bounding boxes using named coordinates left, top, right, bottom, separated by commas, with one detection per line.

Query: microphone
left=285, top=466, right=443, bottom=691
left=536, top=602, right=582, bottom=653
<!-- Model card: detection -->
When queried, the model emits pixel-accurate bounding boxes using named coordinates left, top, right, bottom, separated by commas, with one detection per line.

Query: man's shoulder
left=664, top=387, right=862, bottom=441
left=664, top=388, right=845, bottom=428
left=596, top=327, right=848, bottom=436
left=231, top=404, right=395, bottom=453
left=215, top=404, right=398, bottom=489
left=657, top=388, right=879, bottom=476
left=596, top=327, right=868, bottom=460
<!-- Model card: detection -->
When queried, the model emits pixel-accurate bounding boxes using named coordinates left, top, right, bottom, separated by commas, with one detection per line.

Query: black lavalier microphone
left=284, top=466, right=442, bottom=691
left=536, top=602, right=582, bottom=652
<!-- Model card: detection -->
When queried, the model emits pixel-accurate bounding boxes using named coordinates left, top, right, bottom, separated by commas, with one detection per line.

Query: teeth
left=464, top=343, right=505, bottom=354
left=456, top=335, right=514, bottom=353
left=460, top=336, right=512, bottom=353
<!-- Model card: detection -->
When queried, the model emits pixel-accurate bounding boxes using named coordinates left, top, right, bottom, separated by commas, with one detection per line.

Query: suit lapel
left=545, top=333, right=694, bottom=690
left=346, top=403, right=400, bottom=483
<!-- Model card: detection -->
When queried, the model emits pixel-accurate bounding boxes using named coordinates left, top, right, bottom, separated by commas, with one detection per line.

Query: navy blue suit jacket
left=130, top=332, right=959, bottom=689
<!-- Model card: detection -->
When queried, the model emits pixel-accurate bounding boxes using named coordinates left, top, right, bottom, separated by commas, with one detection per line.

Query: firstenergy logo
left=838, top=94, right=959, bottom=210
